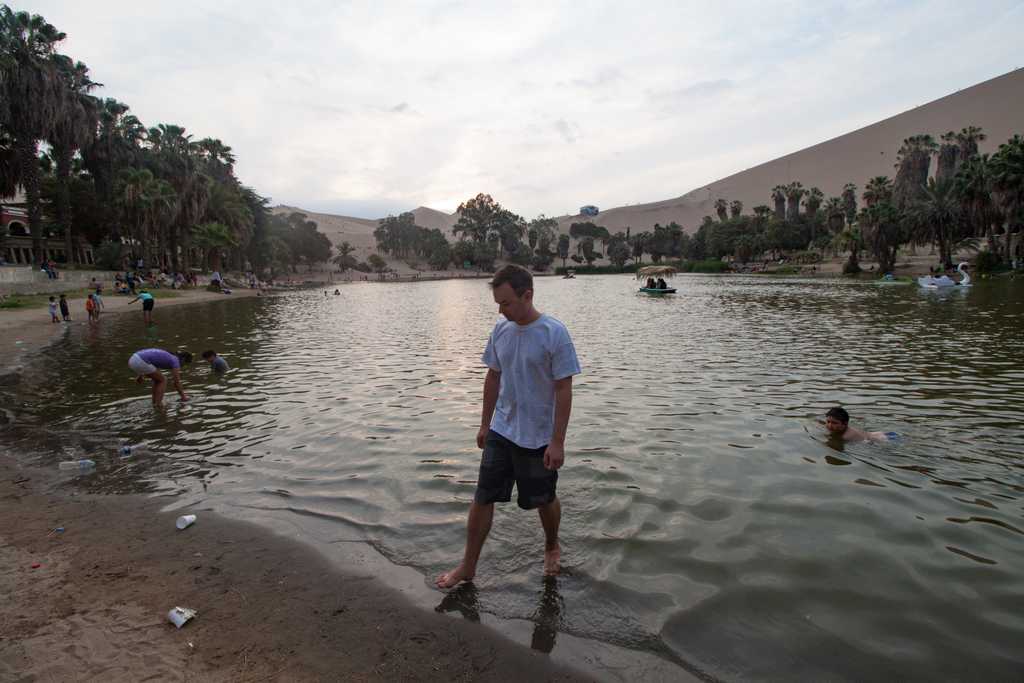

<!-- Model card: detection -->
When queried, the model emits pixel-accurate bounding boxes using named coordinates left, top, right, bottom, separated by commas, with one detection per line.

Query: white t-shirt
left=482, top=314, right=581, bottom=449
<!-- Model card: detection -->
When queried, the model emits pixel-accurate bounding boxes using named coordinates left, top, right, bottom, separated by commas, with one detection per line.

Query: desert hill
left=280, top=68, right=1024, bottom=245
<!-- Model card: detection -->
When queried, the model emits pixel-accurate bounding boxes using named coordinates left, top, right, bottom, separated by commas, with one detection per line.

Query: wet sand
left=0, top=457, right=588, bottom=682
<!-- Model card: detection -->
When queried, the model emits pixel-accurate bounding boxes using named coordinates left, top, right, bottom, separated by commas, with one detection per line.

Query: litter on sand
left=167, top=606, right=197, bottom=628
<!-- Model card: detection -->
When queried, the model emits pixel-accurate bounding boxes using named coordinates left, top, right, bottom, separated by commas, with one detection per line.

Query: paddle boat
left=917, top=262, right=971, bottom=289
left=636, top=265, right=677, bottom=295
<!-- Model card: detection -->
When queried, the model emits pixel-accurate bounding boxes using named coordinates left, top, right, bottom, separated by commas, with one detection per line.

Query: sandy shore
left=0, top=458, right=587, bottom=682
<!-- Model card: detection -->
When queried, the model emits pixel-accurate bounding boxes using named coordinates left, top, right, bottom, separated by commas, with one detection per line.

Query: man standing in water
left=437, top=265, right=581, bottom=588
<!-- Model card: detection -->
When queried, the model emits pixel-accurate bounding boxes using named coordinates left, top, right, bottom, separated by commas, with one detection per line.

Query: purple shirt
left=136, top=348, right=180, bottom=370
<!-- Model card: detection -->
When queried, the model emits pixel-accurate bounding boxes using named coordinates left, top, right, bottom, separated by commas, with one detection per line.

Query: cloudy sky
left=23, top=0, right=1024, bottom=218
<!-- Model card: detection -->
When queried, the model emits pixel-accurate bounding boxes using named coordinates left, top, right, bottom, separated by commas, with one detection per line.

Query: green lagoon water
left=5, top=274, right=1024, bottom=680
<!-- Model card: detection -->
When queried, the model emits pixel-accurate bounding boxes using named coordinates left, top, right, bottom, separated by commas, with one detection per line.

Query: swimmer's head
left=825, top=407, right=849, bottom=434
left=177, top=351, right=193, bottom=365
left=201, top=350, right=217, bottom=361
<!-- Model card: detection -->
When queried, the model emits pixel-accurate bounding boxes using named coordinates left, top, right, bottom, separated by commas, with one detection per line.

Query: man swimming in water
left=824, top=407, right=889, bottom=442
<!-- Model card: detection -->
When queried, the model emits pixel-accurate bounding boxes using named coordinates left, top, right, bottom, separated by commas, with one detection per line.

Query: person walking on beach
left=48, top=296, right=59, bottom=323
left=129, top=348, right=192, bottom=407
left=58, top=294, right=70, bottom=321
left=436, top=264, right=581, bottom=589
left=128, top=290, right=155, bottom=325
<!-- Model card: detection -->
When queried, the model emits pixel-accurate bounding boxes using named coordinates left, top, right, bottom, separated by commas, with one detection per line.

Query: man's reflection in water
left=530, top=576, right=563, bottom=654
left=435, top=577, right=565, bottom=654
left=435, top=582, right=481, bottom=622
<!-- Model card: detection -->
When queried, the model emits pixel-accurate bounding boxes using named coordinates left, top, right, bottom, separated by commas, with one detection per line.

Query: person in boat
left=656, top=278, right=668, bottom=289
left=646, top=277, right=656, bottom=289
left=823, top=407, right=889, bottom=443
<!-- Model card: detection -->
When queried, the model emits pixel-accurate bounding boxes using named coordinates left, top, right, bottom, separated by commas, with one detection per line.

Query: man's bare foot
left=435, top=563, right=473, bottom=589
left=544, top=544, right=561, bottom=576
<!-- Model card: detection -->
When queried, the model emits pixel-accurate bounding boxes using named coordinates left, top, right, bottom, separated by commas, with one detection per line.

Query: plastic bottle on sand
left=59, top=459, right=96, bottom=471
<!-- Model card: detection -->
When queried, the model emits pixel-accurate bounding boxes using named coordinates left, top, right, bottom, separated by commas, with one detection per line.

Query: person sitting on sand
left=201, top=350, right=229, bottom=373
left=129, top=349, right=191, bottom=407
left=824, top=407, right=889, bottom=443
left=333, top=289, right=340, bottom=295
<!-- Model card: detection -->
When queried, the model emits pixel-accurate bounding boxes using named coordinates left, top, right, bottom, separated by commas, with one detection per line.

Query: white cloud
left=21, top=0, right=1024, bottom=219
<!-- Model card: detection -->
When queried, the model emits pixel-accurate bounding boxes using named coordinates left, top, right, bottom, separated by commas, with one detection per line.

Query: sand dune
left=284, top=68, right=1024, bottom=244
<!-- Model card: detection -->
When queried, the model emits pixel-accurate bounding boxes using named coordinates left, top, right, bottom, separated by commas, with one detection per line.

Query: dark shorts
left=474, top=430, right=557, bottom=510
left=142, top=299, right=154, bottom=311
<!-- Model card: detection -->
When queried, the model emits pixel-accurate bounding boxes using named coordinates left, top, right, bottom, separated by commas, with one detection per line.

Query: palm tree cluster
left=0, top=5, right=330, bottom=276
left=688, top=126, right=1023, bottom=274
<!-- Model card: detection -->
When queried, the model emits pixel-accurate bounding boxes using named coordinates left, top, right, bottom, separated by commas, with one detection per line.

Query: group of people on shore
left=114, top=269, right=197, bottom=294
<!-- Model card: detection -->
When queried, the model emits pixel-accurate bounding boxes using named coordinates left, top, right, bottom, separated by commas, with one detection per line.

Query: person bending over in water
left=129, top=348, right=192, bottom=406
left=824, top=407, right=889, bottom=442
left=436, top=265, right=581, bottom=589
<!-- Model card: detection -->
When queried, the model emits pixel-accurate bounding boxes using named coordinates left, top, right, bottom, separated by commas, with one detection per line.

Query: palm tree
left=81, top=99, right=144, bottom=217
left=824, top=197, right=845, bottom=235
left=935, top=132, right=959, bottom=185
left=771, top=185, right=786, bottom=219
left=860, top=202, right=906, bottom=274
left=842, top=183, right=858, bottom=226
left=0, top=7, right=66, bottom=262
left=954, top=154, right=1000, bottom=256
left=863, top=176, right=893, bottom=208
left=804, top=187, right=824, bottom=217
left=557, top=233, right=570, bottom=267
left=957, top=126, right=986, bottom=160
left=989, top=134, right=1024, bottom=262
left=834, top=225, right=863, bottom=274
left=729, top=200, right=743, bottom=219
left=908, top=178, right=961, bottom=269
left=784, top=182, right=806, bottom=221
left=49, top=55, right=99, bottom=265
left=893, top=134, right=937, bottom=210
left=192, top=221, right=237, bottom=272
left=1, top=129, right=20, bottom=199
left=714, top=198, right=728, bottom=222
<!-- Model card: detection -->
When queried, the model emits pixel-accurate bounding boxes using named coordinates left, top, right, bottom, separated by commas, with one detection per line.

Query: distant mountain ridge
left=280, top=68, right=1024, bottom=242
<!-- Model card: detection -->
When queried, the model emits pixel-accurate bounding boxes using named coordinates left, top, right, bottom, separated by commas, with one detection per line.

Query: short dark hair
left=826, top=407, right=849, bottom=424
left=201, top=350, right=216, bottom=360
left=177, top=351, right=193, bottom=365
left=490, top=264, right=533, bottom=296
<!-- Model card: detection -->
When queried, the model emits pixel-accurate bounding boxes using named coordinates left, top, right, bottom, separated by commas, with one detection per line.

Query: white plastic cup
left=167, top=606, right=197, bottom=628
left=175, top=514, right=197, bottom=530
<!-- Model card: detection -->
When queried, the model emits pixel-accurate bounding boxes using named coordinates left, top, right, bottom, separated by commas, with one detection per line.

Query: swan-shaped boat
left=918, top=262, right=971, bottom=289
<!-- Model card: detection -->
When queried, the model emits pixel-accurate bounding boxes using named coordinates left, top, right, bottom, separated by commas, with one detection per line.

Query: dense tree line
left=0, top=5, right=332, bottom=276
